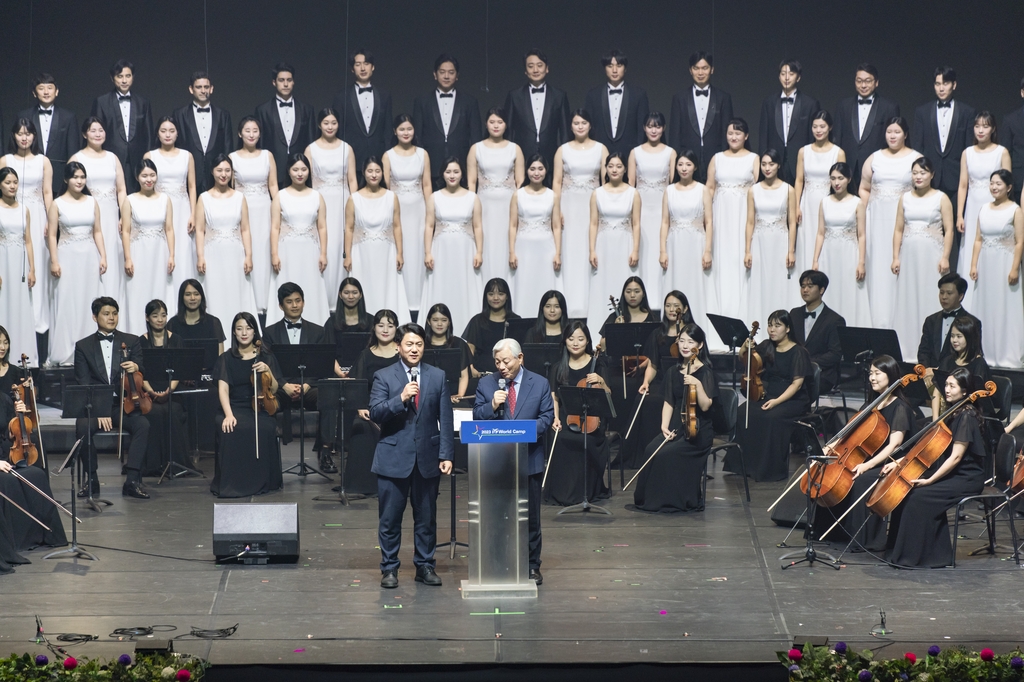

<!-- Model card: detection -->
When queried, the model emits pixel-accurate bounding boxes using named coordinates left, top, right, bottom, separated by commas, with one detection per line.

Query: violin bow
left=253, top=342, right=261, bottom=460
left=624, top=391, right=646, bottom=441
left=9, top=469, right=81, bottom=523
left=819, top=479, right=880, bottom=541
left=117, top=343, right=127, bottom=464
left=541, top=427, right=560, bottom=489
left=624, top=430, right=676, bottom=491
left=0, top=487, right=49, bottom=531
left=744, top=327, right=755, bottom=430
left=21, top=354, right=46, bottom=470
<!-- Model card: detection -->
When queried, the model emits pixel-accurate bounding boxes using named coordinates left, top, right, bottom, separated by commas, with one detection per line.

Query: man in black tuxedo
left=916, top=273, right=982, bottom=367
left=332, top=49, right=393, bottom=170
left=789, top=270, right=845, bottom=394
left=73, top=297, right=151, bottom=499
left=584, top=49, right=649, bottom=159
left=910, top=67, right=975, bottom=270
left=19, top=73, right=79, bottom=197
left=262, top=282, right=334, bottom=472
left=90, top=59, right=153, bottom=193
left=413, top=54, right=482, bottom=190
left=833, top=63, right=900, bottom=191
left=1002, top=76, right=1024, bottom=202
left=503, top=49, right=570, bottom=165
left=255, top=62, right=317, bottom=189
left=172, top=71, right=233, bottom=194
left=758, top=60, right=820, bottom=185
left=668, top=51, right=734, bottom=182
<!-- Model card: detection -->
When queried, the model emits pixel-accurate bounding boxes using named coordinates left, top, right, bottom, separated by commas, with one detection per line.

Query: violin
left=801, top=365, right=925, bottom=507
left=1010, top=445, right=1024, bottom=496
left=8, top=388, right=38, bottom=466
left=867, top=381, right=996, bottom=518
left=567, top=350, right=602, bottom=434
left=251, top=341, right=279, bottom=416
left=681, top=356, right=698, bottom=440
left=17, top=354, right=38, bottom=426
left=120, top=342, right=152, bottom=415
left=739, top=322, right=764, bottom=401
left=608, top=295, right=649, bottom=378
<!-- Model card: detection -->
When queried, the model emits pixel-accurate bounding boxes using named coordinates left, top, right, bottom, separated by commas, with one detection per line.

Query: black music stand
left=556, top=385, right=616, bottom=515
left=181, top=337, right=221, bottom=457
left=505, top=318, right=537, bottom=343
left=438, top=423, right=470, bottom=560
left=335, top=332, right=372, bottom=373
left=522, top=343, right=562, bottom=379
left=143, top=348, right=206, bottom=482
left=312, top=378, right=369, bottom=504
left=423, top=348, right=464, bottom=397
left=44, top=437, right=97, bottom=561
left=779, top=425, right=841, bottom=570
left=60, top=385, right=114, bottom=514
left=707, top=313, right=752, bottom=389
left=274, top=345, right=336, bottom=479
left=839, top=327, right=904, bottom=399
left=601, top=322, right=660, bottom=394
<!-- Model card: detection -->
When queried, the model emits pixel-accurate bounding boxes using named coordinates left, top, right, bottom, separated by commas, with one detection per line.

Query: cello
left=866, top=381, right=996, bottom=517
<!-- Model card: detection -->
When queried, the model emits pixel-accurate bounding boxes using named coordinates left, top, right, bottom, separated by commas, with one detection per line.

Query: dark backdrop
left=1, top=0, right=1022, bottom=153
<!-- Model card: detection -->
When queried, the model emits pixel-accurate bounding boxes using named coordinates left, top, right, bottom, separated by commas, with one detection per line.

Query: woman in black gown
left=138, top=299, right=190, bottom=475
left=885, top=367, right=987, bottom=568
left=811, top=354, right=916, bottom=552
left=345, top=309, right=400, bottom=494
left=166, top=279, right=226, bottom=354
left=726, top=309, right=812, bottom=482
left=424, top=303, right=471, bottom=401
left=930, top=315, right=993, bottom=421
left=462, top=278, right=520, bottom=379
left=211, top=312, right=283, bottom=497
left=546, top=321, right=612, bottom=505
left=524, top=290, right=570, bottom=345
left=632, top=323, right=718, bottom=512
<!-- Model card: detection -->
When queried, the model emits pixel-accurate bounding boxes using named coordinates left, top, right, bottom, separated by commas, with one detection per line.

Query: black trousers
left=377, top=467, right=441, bottom=572
left=76, top=403, right=150, bottom=474
left=276, top=386, right=319, bottom=446
left=528, top=471, right=542, bottom=570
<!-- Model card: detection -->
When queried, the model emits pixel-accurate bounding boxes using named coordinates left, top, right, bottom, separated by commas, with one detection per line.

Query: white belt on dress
left=159, top=184, right=188, bottom=200
left=669, top=217, right=704, bottom=235
left=715, top=182, right=751, bottom=196
left=58, top=228, right=94, bottom=245
left=804, top=180, right=830, bottom=193
left=91, top=187, right=117, bottom=202
left=478, top=175, right=515, bottom=192
left=904, top=220, right=944, bottom=248
left=969, top=180, right=990, bottom=193
left=637, top=177, right=668, bottom=192
left=563, top=175, right=599, bottom=193
left=353, top=227, right=395, bottom=245
left=314, top=178, right=346, bottom=189
left=0, top=231, right=25, bottom=246
left=205, top=226, right=242, bottom=245
left=754, top=217, right=788, bottom=236
left=280, top=221, right=319, bottom=243
left=391, top=179, right=422, bottom=196
left=435, top=219, right=473, bottom=239
left=517, top=218, right=551, bottom=234
left=868, top=185, right=909, bottom=202
left=598, top=218, right=631, bottom=234
left=982, top=233, right=1016, bottom=253
left=130, top=223, right=166, bottom=243
left=824, top=225, right=858, bottom=245
left=238, top=182, right=269, bottom=197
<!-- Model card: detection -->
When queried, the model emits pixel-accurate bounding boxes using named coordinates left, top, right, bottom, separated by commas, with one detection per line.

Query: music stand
left=423, top=348, right=464, bottom=397
left=839, top=327, right=904, bottom=399
left=522, top=343, right=562, bottom=379
left=143, top=348, right=206, bottom=482
left=60, top=385, right=113, bottom=514
left=43, top=437, right=97, bottom=561
left=600, top=322, right=660, bottom=396
left=707, top=314, right=751, bottom=389
left=779, top=424, right=841, bottom=570
left=181, top=337, right=221, bottom=372
left=274, top=345, right=336, bottom=479
left=313, top=378, right=369, bottom=504
left=335, top=332, right=372, bottom=373
left=556, top=385, right=616, bottom=515
left=505, top=318, right=537, bottom=343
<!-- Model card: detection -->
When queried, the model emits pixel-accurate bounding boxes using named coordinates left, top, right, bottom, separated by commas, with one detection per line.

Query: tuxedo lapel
left=206, top=107, right=221, bottom=154
left=449, top=93, right=463, bottom=135
left=619, top=85, right=631, bottom=141
left=128, top=101, right=138, bottom=142
left=860, top=102, right=879, bottom=144
left=110, top=95, right=128, bottom=143
left=538, top=87, right=554, bottom=135
left=348, top=90, right=366, bottom=137
left=369, top=90, right=383, bottom=136
left=705, top=89, right=719, bottom=134
left=774, top=97, right=785, bottom=144
left=89, top=337, right=109, bottom=385
left=601, top=89, right=614, bottom=140
left=931, top=105, right=944, bottom=156
left=685, top=92, right=700, bottom=137
left=46, top=110, right=61, bottom=151
left=430, top=97, right=444, bottom=135
left=804, top=307, right=827, bottom=345
left=184, top=107, right=202, bottom=151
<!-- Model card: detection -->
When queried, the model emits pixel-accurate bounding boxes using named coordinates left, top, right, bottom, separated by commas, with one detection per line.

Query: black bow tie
left=531, top=87, right=545, bottom=94
left=942, top=309, right=961, bottom=319
left=781, top=96, right=794, bottom=104
left=438, top=92, right=454, bottom=99
left=694, top=89, right=709, bottom=97
left=118, top=94, right=131, bottom=102
left=98, top=333, right=114, bottom=342
left=803, top=310, right=817, bottom=319
left=937, top=100, right=952, bottom=109
left=285, top=321, right=302, bottom=330
left=357, top=86, right=373, bottom=94
left=278, top=100, right=293, bottom=108
left=608, top=88, right=623, bottom=95
left=195, top=106, right=211, bottom=113
left=858, top=97, right=873, bottom=105
left=37, top=108, right=53, bottom=116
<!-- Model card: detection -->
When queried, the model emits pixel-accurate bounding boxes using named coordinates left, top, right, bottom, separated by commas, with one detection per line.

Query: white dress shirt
left=436, top=89, right=456, bottom=138
left=693, top=86, right=710, bottom=138
left=529, top=84, right=546, bottom=142
left=277, top=97, right=296, bottom=144
left=857, top=98, right=874, bottom=139
left=193, top=103, right=212, bottom=152
left=781, top=91, right=796, bottom=145
left=608, top=83, right=624, bottom=137
left=37, top=107, right=54, bottom=153
left=356, top=83, right=375, bottom=132
left=941, top=308, right=962, bottom=345
left=803, top=304, right=820, bottom=337
left=118, top=92, right=132, bottom=139
left=285, top=320, right=302, bottom=344
left=937, top=100, right=955, bottom=153
left=99, top=333, right=115, bottom=382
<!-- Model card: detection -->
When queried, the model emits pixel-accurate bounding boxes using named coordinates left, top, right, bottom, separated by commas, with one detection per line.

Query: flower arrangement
left=780, top=643, right=1024, bottom=681
left=0, top=652, right=207, bottom=681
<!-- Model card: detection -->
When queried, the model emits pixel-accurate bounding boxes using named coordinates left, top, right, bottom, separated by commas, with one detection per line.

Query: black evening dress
left=462, top=313, right=522, bottom=375
left=600, top=310, right=657, bottom=467
left=138, top=334, right=190, bottom=475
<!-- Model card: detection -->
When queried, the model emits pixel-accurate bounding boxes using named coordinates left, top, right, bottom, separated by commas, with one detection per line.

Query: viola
left=567, top=350, right=601, bottom=434
left=867, top=381, right=996, bottom=518
left=120, top=342, right=153, bottom=415
left=608, top=295, right=649, bottom=378
left=251, top=341, right=279, bottom=416
left=739, top=322, right=764, bottom=402
left=801, top=365, right=925, bottom=507
left=8, top=388, right=38, bottom=466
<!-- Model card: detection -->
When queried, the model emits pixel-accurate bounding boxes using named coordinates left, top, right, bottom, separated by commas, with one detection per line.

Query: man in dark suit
left=19, top=73, right=80, bottom=197
left=1002, top=76, right=1024, bottom=202
left=73, top=297, right=151, bottom=499
left=668, top=51, right=734, bottom=182
left=413, top=54, right=482, bottom=189
left=332, top=49, right=393, bottom=170
left=172, top=71, right=233, bottom=194
left=910, top=67, right=975, bottom=270
left=789, top=270, right=846, bottom=394
left=254, top=62, right=317, bottom=188
left=473, top=338, right=555, bottom=585
left=758, top=60, right=820, bottom=185
left=90, top=59, right=153, bottom=193
left=916, top=273, right=982, bottom=367
left=584, top=49, right=650, bottom=159
left=369, top=323, right=453, bottom=588
left=503, top=49, right=570, bottom=165
left=833, top=63, right=900, bottom=191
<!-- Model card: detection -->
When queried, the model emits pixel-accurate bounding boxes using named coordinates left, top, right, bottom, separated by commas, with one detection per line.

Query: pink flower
left=905, top=652, right=917, bottom=664
left=980, top=648, right=995, bottom=662
left=788, top=648, right=803, bottom=662
left=176, top=670, right=192, bottom=681
left=63, top=657, right=77, bottom=670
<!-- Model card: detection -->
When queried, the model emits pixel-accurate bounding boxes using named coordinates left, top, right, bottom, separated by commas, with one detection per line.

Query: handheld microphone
left=497, top=378, right=506, bottom=418
left=407, top=367, right=419, bottom=408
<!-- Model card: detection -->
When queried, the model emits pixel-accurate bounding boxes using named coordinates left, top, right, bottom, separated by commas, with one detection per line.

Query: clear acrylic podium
left=459, top=420, right=538, bottom=599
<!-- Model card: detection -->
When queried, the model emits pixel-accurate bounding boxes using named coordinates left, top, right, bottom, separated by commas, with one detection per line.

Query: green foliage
left=0, top=652, right=208, bottom=681
left=779, top=643, right=1024, bottom=682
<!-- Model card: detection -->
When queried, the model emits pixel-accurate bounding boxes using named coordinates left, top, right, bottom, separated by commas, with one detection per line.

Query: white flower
left=162, top=666, right=176, bottom=679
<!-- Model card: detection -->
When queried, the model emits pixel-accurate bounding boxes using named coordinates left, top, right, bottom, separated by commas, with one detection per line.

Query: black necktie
left=195, top=106, right=211, bottom=113
left=531, top=87, right=545, bottom=94
left=358, top=86, right=373, bottom=94
left=118, top=94, right=131, bottom=102
left=438, top=92, right=453, bottom=99
left=37, top=108, right=52, bottom=116
left=608, top=88, right=623, bottom=95
left=858, top=97, right=873, bottom=105
left=942, top=309, right=960, bottom=319
left=285, top=321, right=302, bottom=329
left=694, top=89, right=709, bottom=97
left=937, top=101, right=952, bottom=109
left=278, top=100, right=293, bottom=108
left=781, top=97, right=794, bottom=104
left=803, top=310, right=817, bottom=319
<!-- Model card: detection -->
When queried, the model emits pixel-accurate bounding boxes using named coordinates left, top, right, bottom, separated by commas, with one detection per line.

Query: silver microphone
left=408, top=367, right=419, bottom=408
left=497, top=378, right=506, bottom=418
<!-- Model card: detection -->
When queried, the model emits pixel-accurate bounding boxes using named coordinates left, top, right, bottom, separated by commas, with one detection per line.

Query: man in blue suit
left=369, top=323, right=454, bottom=589
left=473, top=338, right=555, bottom=585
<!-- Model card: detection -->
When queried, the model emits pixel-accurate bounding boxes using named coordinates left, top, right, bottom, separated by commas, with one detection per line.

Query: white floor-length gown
left=710, top=152, right=756, bottom=321
left=310, top=141, right=351, bottom=308
left=349, top=190, right=410, bottom=323
left=49, top=196, right=102, bottom=366
left=231, top=150, right=273, bottom=313
left=123, top=193, right=174, bottom=335
left=510, top=186, right=560, bottom=315
left=971, top=203, right=1023, bottom=368
left=0, top=202, right=38, bottom=366
left=2, top=154, right=50, bottom=333
left=747, top=183, right=793, bottom=328
left=663, top=183, right=715, bottom=338
left=959, top=144, right=1008, bottom=301
left=633, top=145, right=672, bottom=304
left=817, top=195, right=871, bottom=327
left=419, top=191, right=483, bottom=334
left=199, top=191, right=259, bottom=338
left=559, top=143, right=604, bottom=318
left=475, top=142, right=518, bottom=284
left=387, top=148, right=427, bottom=313
left=266, top=190, right=330, bottom=327
left=586, top=185, right=638, bottom=338
left=892, top=191, right=945, bottom=362
left=150, top=149, right=197, bottom=292
left=75, top=151, right=124, bottom=303
left=796, top=144, right=840, bottom=272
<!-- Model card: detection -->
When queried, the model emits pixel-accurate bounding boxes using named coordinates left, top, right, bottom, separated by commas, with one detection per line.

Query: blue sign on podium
left=460, top=420, right=537, bottom=444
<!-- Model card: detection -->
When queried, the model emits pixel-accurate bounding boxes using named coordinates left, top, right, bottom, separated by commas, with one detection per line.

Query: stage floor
left=3, top=435, right=1023, bottom=669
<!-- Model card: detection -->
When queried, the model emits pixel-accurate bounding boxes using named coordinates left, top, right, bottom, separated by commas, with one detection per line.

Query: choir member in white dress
left=0, top=119, right=52, bottom=336
left=955, top=112, right=1011, bottom=287
left=968, top=170, right=1024, bottom=368
left=891, top=157, right=954, bottom=361
left=812, top=162, right=870, bottom=327
left=744, top=149, right=797, bottom=327
left=420, top=157, right=483, bottom=334
left=509, top=154, right=560, bottom=313
left=267, top=154, right=330, bottom=327
left=793, top=111, right=844, bottom=272
left=0, top=168, right=38, bottom=366
left=230, top=117, right=278, bottom=314
left=586, top=153, right=641, bottom=338
left=120, top=159, right=174, bottom=335
left=196, top=154, right=258, bottom=338
left=383, top=115, right=431, bottom=317
left=468, top=107, right=524, bottom=285
left=70, top=117, right=126, bottom=304
left=628, top=112, right=675, bottom=303
left=706, top=119, right=759, bottom=322
left=553, top=110, right=608, bottom=318
left=858, top=117, right=922, bottom=328
left=46, top=162, right=106, bottom=366
left=305, top=107, right=357, bottom=310
left=660, top=149, right=715, bottom=341
left=145, top=117, right=197, bottom=293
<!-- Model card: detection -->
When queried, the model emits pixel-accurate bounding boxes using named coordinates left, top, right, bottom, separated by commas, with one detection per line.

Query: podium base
left=461, top=579, right=538, bottom=599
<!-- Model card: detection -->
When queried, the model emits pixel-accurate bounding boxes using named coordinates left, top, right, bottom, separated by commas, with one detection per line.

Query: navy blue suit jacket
left=369, top=361, right=453, bottom=479
left=473, top=369, right=555, bottom=475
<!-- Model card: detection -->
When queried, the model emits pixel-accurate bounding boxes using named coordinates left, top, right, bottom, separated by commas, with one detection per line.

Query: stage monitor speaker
left=770, top=486, right=809, bottom=529
left=213, top=503, right=299, bottom=564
